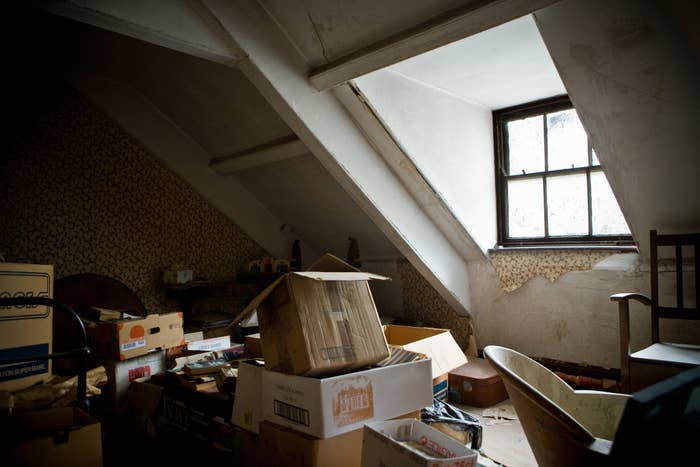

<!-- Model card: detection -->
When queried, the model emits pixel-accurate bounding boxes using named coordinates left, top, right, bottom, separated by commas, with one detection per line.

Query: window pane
left=508, top=178, right=544, bottom=238
left=547, top=173, right=588, bottom=236
left=591, top=171, right=630, bottom=235
left=591, top=148, right=600, bottom=166
left=507, top=116, right=544, bottom=175
left=547, top=109, right=588, bottom=171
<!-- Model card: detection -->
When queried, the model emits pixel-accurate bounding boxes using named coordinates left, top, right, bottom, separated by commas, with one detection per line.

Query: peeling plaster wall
left=469, top=253, right=699, bottom=368
left=490, top=249, right=618, bottom=292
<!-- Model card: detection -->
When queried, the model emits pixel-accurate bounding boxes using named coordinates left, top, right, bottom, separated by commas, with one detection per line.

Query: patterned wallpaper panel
left=397, top=260, right=472, bottom=350
left=489, top=249, right=618, bottom=292
left=1, top=83, right=268, bottom=313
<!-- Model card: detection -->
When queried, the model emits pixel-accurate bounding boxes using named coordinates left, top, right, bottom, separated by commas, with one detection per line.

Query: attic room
left=1, top=0, right=698, bottom=466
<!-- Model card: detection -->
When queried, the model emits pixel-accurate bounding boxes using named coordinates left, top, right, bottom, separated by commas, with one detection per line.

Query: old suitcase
left=448, top=357, right=508, bottom=407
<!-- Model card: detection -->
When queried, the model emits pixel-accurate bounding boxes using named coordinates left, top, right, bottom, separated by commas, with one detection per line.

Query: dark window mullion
left=587, top=140, right=593, bottom=236
left=502, top=121, right=510, bottom=241
left=543, top=114, right=549, bottom=239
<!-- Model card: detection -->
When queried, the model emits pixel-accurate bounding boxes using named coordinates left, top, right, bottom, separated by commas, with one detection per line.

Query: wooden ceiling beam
left=209, top=135, right=307, bottom=174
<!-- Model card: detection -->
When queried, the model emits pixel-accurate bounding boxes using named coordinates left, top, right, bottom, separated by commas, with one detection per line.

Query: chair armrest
left=610, top=293, right=652, bottom=305
left=568, top=391, right=631, bottom=440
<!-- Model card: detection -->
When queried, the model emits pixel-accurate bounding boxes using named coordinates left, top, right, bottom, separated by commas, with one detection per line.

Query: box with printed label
left=384, top=325, right=467, bottom=401
left=86, top=312, right=184, bottom=360
left=0, top=263, right=54, bottom=392
left=233, top=352, right=432, bottom=438
left=102, top=350, right=166, bottom=405
left=236, top=254, right=390, bottom=376
left=361, top=419, right=478, bottom=467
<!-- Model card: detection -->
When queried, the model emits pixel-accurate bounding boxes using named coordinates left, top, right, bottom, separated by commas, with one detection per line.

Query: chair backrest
left=649, top=230, right=700, bottom=343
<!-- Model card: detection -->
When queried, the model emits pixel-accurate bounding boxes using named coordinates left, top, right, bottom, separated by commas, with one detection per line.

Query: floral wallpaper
left=397, top=260, right=472, bottom=350
left=0, top=82, right=267, bottom=313
left=489, top=249, right=618, bottom=292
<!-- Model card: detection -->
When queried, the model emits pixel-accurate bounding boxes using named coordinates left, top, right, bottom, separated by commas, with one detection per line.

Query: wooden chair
left=483, top=345, right=630, bottom=467
left=611, top=230, right=700, bottom=392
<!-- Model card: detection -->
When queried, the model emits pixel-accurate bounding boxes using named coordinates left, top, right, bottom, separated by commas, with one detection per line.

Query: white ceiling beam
left=209, top=136, right=308, bottom=174
left=308, top=0, right=561, bottom=91
left=197, top=0, right=474, bottom=316
left=35, top=0, right=244, bottom=67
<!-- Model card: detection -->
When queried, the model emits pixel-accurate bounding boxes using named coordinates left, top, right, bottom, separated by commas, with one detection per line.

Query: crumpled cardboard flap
left=228, top=254, right=389, bottom=329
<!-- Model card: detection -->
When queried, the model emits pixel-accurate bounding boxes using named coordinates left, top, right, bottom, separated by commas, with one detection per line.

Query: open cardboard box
left=361, top=419, right=478, bottom=467
left=384, top=325, right=467, bottom=400
left=233, top=254, right=391, bottom=376
left=233, top=350, right=432, bottom=438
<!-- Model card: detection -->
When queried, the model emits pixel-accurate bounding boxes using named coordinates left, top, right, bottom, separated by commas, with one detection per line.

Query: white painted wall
left=355, top=70, right=497, bottom=253
left=535, top=0, right=700, bottom=255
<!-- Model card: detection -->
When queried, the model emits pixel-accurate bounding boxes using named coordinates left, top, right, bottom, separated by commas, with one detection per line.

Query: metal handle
left=0, top=297, right=91, bottom=411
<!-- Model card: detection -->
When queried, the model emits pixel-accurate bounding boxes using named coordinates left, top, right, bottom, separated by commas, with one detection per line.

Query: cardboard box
left=4, top=407, right=103, bottom=467
left=86, top=312, right=184, bottom=360
left=187, top=335, right=231, bottom=352
left=361, top=419, right=478, bottom=467
left=238, top=254, right=390, bottom=376
left=0, top=263, right=53, bottom=391
left=102, top=350, right=166, bottom=404
left=259, top=420, right=364, bottom=467
left=232, top=354, right=432, bottom=438
left=384, top=325, right=467, bottom=400
left=257, top=411, right=422, bottom=467
left=448, top=358, right=508, bottom=407
left=232, top=360, right=265, bottom=433
left=244, top=332, right=262, bottom=358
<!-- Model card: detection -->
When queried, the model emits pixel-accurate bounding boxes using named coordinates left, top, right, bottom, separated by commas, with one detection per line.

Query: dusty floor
left=456, top=400, right=537, bottom=467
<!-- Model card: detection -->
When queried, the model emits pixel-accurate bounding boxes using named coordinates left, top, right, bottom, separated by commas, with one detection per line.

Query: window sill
left=489, top=244, right=638, bottom=253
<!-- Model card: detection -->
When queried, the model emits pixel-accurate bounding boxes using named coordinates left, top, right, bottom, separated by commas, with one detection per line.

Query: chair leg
left=618, top=302, right=631, bottom=393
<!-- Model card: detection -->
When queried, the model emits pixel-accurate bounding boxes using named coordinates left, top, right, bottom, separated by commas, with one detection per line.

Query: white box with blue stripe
left=0, top=263, right=53, bottom=391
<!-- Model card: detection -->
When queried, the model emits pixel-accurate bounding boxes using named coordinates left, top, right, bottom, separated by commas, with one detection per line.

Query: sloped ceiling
left=260, top=0, right=469, bottom=67
left=386, top=14, right=566, bottom=109
left=21, top=10, right=400, bottom=261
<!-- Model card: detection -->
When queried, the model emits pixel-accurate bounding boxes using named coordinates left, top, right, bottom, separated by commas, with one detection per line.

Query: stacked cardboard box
left=86, top=312, right=184, bottom=404
left=230, top=254, right=435, bottom=466
left=0, top=263, right=54, bottom=392
left=235, top=254, right=391, bottom=376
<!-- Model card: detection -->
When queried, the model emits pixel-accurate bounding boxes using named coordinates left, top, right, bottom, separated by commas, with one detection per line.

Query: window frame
left=494, top=95, right=633, bottom=247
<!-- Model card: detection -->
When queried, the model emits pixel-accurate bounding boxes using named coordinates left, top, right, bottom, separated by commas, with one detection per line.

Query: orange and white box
left=87, top=312, right=184, bottom=361
left=233, top=354, right=431, bottom=438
